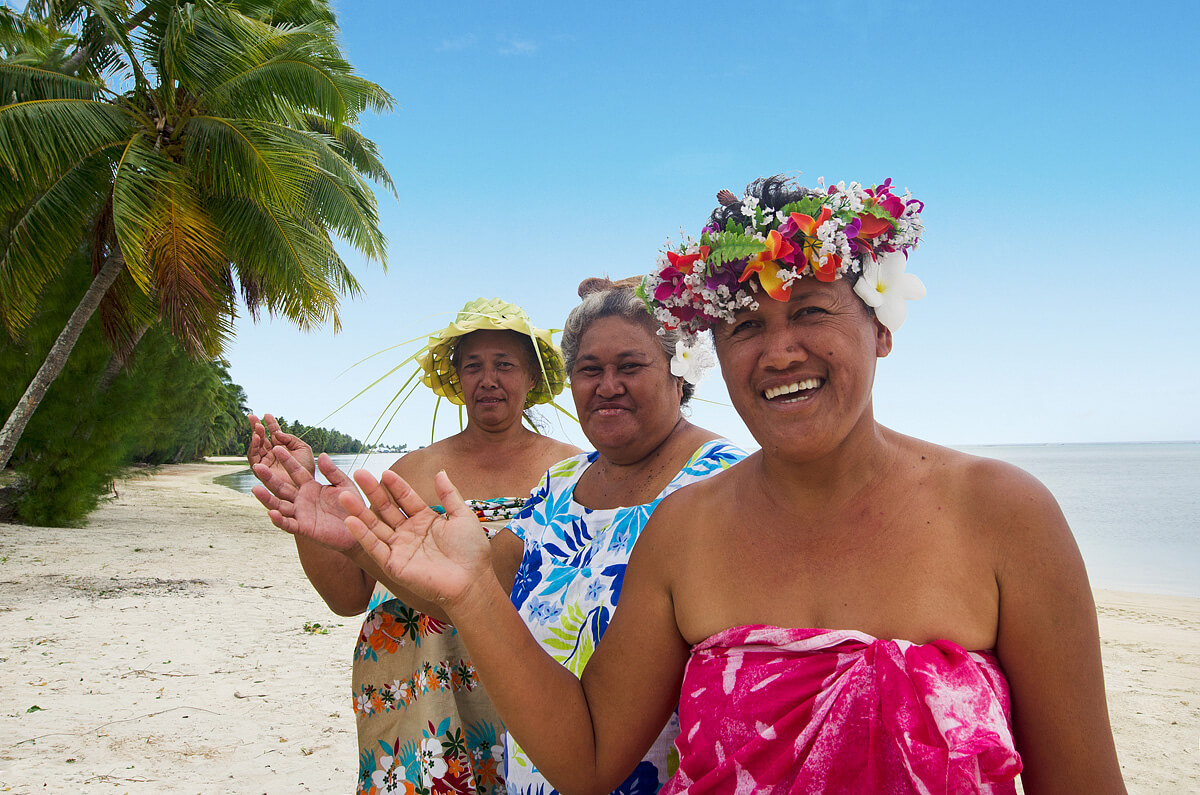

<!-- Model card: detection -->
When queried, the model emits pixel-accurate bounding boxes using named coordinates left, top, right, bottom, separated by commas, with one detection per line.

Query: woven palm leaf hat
left=415, top=297, right=567, bottom=409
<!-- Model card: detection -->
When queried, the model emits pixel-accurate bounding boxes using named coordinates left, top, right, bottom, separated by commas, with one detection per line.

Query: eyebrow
left=575, top=350, right=653, bottom=362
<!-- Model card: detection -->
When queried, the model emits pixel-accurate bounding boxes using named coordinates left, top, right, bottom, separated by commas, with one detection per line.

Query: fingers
left=345, top=514, right=393, bottom=570
left=268, top=509, right=298, bottom=534
left=339, top=476, right=396, bottom=546
left=264, top=413, right=283, bottom=435
left=317, top=453, right=353, bottom=486
left=251, top=484, right=292, bottom=517
left=274, top=445, right=315, bottom=484
left=354, top=470, right=414, bottom=529
left=378, top=470, right=433, bottom=519
left=247, top=416, right=268, bottom=464
left=433, top=470, right=473, bottom=521
left=251, top=462, right=298, bottom=502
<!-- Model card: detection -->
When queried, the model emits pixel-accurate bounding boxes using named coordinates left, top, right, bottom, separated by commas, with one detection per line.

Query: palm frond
left=110, top=133, right=184, bottom=291
left=0, top=63, right=113, bottom=102
left=145, top=177, right=232, bottom=355
left=248, top=121, right=386, bottom=262
left=211, top=196, right=349, bottom=331
left=182, top=115, right=314, bottom=206
left=0, top=97, right=133, bottom=184
left=302, top=113, right=394, bottom=195
left=229, top=0, right=336, bottom=27
left=0, top=151, right=113, bottom=335
left=194, top=20, right=351, bottom=122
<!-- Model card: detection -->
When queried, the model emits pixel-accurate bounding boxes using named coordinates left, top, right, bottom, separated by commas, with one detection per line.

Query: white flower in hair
left=670, top=340, right=717, bottom=385
left=853, top=252, right=926, bottom=331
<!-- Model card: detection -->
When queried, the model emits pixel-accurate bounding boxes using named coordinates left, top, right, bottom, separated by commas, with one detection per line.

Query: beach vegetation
left=0, top=0, right=395, bottom=471
left=0, top=249, right=244, bottom=524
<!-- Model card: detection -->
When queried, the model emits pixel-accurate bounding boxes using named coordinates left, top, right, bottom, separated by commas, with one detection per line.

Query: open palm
left=342, top=470, right=493, bottom=608
left=251, top=445, right=357, bottom=552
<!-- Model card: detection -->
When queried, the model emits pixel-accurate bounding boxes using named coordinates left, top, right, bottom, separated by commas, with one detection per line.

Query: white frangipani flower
left=670, top=340, right=716, bottom=385
left=853, top=252, right=926, bottom=331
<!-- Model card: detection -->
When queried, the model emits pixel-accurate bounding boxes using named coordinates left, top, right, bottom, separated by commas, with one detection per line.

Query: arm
left=250, top=442, right=522, bottom=620
left=345, top=469, right=689, bottom=794
left=988, top=464, right=1125, bottom=793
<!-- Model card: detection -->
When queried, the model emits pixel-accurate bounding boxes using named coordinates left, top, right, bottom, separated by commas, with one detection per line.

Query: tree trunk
left=0, top=253, right=126, bottom=470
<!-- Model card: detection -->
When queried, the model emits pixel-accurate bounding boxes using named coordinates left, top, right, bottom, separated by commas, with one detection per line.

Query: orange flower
left=738, top=231, right=796, bottom=301
left=856, top=213, right=892, bottom=240
left=666, top=245, right=709, bottom=274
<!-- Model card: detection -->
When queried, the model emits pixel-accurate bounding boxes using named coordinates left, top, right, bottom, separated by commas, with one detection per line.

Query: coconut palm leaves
left=0, top=0, right=394, bottom=470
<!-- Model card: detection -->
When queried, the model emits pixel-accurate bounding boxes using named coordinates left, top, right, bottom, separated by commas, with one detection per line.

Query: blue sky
left=225, top=0, right=1200, bottom=451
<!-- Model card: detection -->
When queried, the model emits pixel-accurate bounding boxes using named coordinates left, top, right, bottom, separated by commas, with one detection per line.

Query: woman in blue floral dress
left=341, top=278, right=746, bottom=794
left=261, top=281, right=746, bottom=793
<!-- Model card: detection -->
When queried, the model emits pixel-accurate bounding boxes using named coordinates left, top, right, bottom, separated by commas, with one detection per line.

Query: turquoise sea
left=217, top=442, right=1200, bottom=599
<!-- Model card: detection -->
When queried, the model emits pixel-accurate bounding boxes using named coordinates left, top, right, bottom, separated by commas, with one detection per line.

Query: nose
left=760, top=327, right=808, bottom=371
left=596, top=366, right=624, bottom=397
left=479, top=364, right=500, bottom=388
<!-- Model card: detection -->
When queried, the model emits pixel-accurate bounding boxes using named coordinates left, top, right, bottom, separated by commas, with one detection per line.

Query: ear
left=874, top=318, right=893, bottom=358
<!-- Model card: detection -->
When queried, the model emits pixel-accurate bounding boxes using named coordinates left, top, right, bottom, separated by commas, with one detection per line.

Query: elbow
left=327, top=600, right=367, bottom=618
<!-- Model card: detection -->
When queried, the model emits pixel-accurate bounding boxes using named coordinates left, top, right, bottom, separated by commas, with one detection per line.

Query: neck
left=594, top=416, right=690, bottom=472
left=755, top=407, right=896, bottom=514
left=458, top=416, right=537, bottom=448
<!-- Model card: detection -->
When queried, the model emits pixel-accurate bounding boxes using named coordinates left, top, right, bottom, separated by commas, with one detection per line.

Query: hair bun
left=577, top=277, right=614, bottom=298
left=577, top=275, right=643, bottom=298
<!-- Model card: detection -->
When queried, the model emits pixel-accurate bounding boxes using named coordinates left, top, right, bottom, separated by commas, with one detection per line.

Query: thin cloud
left=497, top=36, right=538, bottom=56
left=437, top=33, right=477, bottom=52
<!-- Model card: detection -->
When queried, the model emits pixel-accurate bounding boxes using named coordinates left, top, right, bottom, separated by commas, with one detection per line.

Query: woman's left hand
left=341, top=470, right=495, bottom=611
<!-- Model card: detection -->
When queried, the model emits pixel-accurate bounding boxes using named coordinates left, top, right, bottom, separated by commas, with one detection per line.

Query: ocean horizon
left=217, top=440, right=1200, bottom=599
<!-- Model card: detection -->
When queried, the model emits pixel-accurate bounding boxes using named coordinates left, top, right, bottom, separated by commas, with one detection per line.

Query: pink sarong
left=662, top=626, right=1021, bottom=794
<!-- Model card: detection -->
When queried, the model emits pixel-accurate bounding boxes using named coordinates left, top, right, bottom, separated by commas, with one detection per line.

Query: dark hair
left=561, top=278, right=694, bottom=405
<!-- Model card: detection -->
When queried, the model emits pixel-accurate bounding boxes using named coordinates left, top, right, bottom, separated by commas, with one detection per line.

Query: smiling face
left=712, top=278, right=892, bottom=461
left=455, top=330, right=537, bottom=430
left=570, top=315, right=684, bottom=462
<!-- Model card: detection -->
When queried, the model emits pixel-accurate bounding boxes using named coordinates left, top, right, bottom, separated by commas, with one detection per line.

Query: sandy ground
left=0, top=463, right=1197, bottom=794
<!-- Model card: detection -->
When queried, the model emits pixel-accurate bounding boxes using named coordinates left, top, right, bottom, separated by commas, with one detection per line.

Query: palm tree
left=0, top=0, right=393, bottom=470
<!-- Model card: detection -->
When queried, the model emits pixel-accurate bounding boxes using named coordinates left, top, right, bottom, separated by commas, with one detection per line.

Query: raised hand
left=342, top=469, right=493, bottom=610
left=251, top=445, right=359, bottom=552
left=247, top=413, right=315, bottom=478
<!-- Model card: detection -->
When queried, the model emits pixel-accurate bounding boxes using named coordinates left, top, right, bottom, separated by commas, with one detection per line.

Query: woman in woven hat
left=339, top=178, right=1125, bottom=794
left=255, top=281, right=747, bottom=794
left=249, top=298, right=579, bottom=794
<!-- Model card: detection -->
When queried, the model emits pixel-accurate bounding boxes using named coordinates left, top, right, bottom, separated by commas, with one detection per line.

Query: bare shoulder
left=650, top=453, right=748, bottom=540
left=529, top=436, right=583, bottom=469
left=387, top=443, right=450, bottom=502
left=890, top=434, right=1066, bottom=543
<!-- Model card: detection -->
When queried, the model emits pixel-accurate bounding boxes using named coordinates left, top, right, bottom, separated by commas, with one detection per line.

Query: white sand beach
left=0, top=463, right=1197, bottom=793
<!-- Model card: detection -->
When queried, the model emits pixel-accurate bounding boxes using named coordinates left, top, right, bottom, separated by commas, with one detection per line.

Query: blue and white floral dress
left=503, top=440, right=747, bottom=794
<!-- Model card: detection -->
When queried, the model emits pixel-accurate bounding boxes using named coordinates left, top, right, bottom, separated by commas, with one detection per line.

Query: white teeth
left=764, top=378, right=822, bottom=400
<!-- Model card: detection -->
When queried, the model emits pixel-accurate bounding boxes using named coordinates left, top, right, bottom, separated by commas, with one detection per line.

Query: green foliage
left=272, top=418, right=368, bottom=455
left=699, top=229, right=766, bottom=268
left=0, top=251, right=253, bottom=526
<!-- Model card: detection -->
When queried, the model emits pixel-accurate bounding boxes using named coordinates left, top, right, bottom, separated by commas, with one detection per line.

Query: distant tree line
left=267, top=418, right=370, bottom=456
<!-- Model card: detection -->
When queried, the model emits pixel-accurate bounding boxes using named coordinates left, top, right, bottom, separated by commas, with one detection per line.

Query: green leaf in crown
left=701, top=230, right=767, bottom=269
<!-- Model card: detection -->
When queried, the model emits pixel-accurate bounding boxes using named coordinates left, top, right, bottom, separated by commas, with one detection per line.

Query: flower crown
left=638, top=177, right=926, bottom=338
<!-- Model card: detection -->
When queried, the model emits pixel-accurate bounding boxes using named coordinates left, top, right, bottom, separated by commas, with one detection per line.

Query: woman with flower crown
left=340, top=177, right=1126, bottom=793
left=252, top=285, right=747, bottom=793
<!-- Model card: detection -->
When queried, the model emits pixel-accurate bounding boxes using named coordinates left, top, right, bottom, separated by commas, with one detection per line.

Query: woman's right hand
left=341, top=470, right=494, bottom=611
left=250, top=445, right=359, bottom=552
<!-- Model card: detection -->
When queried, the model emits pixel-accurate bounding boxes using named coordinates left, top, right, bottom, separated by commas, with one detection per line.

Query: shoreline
left=1, top=463, right=1197, bottom=793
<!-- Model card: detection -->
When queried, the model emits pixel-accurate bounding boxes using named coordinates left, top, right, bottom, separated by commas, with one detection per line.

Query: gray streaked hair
left=561, top=277, right=694, bottom=405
